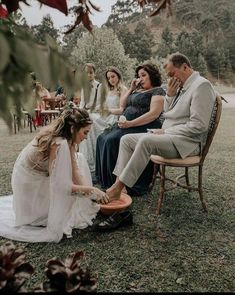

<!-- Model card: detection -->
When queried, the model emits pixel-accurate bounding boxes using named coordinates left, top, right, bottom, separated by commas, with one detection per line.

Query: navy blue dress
left=95, top=87, right=165, bottom=196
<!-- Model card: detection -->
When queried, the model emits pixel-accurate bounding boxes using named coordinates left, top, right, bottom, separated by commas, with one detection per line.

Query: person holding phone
left=95, top=63, right=165, bottom=196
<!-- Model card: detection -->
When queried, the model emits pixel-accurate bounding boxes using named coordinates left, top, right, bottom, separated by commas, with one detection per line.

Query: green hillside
left=106, top=0, right=235, bottom=84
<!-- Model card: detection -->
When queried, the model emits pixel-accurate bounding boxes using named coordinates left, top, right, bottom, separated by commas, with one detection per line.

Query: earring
left=71, top=126, right=74, bottom=134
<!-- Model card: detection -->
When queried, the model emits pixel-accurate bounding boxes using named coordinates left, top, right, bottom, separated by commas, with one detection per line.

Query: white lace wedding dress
left=79, top=92, right=120, bottom=172
left=0, top=138, right=100, bottom=243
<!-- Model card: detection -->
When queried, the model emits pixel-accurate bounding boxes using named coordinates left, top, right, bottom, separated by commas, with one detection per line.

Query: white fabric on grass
left=0, top=138, right=99, bottom=243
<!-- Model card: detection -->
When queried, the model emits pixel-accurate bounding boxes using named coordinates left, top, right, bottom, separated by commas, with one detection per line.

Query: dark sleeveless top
left=95, top=86, right=166, bottom=192
left=123, top=87, right=165, bottom=126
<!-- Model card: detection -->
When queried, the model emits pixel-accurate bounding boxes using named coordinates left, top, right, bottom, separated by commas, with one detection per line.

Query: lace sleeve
left=70, top=147, right=87, bottom=185
left=48, top=144, right=58, bottom=176
left=48, top=137, right=65, bottom=176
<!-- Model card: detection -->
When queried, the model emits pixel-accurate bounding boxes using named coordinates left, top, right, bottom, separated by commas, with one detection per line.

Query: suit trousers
left=113, top=133, right=180, bottom=188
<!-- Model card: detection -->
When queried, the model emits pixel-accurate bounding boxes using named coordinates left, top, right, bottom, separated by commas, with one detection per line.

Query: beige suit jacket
left=162, top=71, right=216, bottom=159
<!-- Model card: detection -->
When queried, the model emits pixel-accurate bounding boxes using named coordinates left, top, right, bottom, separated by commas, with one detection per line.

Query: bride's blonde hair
left=35, top=108, right=92, bottom=159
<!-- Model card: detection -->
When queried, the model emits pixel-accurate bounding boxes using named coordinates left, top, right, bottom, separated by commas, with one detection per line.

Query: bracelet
left=72, top=187, right=85, bottom=197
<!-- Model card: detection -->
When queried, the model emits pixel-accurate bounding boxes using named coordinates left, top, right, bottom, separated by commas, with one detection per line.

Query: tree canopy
left=0, top=0, right=234, bottom=129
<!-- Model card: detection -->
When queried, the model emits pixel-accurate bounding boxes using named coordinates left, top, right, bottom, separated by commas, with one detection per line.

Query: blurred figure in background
left=80, top=63, right=102, bottom=111
left=70, top=89, right=81, bottom=108
left=33, top=82, right=49, bottom=126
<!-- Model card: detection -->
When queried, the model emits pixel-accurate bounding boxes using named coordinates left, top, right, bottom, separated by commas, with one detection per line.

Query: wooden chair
left=13, top=110, right=36, bottom=133
left=150, top=96, right=222, bottom=214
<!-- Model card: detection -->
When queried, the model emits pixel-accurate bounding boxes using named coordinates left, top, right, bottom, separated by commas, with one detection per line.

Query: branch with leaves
left=0, top=17, right=78, bottom=130
left=0, top=0, right=174, bottom=130
left=0, top=0, right=173, bottom=32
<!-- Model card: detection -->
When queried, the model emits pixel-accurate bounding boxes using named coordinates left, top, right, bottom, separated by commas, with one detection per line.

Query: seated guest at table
left=79, top=66, right=127, bottom=173
left=55, top=84, right=64, bottom=96
left=0, top=107, right=109, bottom=243
left=95, top=63, right=165, bottom=196
left=33, top=82, right=49, bottom=126
left=71, top=90, right=81, bottom=108
left=34, top=82, right=49, bottom=107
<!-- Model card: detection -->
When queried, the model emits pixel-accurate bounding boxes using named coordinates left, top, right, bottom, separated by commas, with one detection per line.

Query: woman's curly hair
left=135, top=63, right=162, bottom=87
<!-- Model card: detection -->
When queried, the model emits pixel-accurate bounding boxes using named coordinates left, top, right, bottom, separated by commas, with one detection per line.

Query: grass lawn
left=0, top=107, right=235, bottom=292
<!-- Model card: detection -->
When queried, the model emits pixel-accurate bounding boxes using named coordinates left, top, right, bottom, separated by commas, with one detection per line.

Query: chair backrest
left=200, top=95, right=222, bottom=162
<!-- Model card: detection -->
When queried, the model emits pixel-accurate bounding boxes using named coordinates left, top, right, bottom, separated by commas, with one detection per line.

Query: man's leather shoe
left=94, top=210, right=133, bottom=231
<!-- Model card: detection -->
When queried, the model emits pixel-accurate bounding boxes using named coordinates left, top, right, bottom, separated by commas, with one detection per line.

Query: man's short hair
left=166, top=52, right=191, bottom=68
left=84, top=63, right=96, bottom=73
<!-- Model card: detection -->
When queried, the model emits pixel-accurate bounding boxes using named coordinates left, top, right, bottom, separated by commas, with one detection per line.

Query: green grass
left=0, top=108, right=235, bottom=292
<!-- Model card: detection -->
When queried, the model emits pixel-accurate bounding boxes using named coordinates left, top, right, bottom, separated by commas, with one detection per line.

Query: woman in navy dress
left=95, top=63, right=165, bottom=196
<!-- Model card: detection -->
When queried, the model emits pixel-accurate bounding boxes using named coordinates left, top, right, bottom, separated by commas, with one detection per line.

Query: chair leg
left=185, top=167, right=191, bottom=192
left=17, top=117, right=20, bottom=132
left=149, top=164, right=160, bottom=192
left=157, top=165, right=165, bottom=215
left=13, top=114, right=17, bottom=134
left=28, top=115, right=33, bottom=132
left=198, top=165, right=208, bottom=212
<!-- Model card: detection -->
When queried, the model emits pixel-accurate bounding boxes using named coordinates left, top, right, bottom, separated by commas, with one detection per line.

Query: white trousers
left=113, top=133, right=181, bottom=188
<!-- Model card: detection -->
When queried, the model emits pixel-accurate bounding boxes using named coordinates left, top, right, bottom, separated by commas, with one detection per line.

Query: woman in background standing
left=79, top=67, right=127, bottom=173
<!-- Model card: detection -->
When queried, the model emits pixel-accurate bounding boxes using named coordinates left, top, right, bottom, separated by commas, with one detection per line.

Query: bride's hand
left=92, top=188, right=109, bottom=204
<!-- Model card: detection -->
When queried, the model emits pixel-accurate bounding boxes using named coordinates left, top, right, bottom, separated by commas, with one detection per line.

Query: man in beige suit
left=106, top=52, right=216, bottom=201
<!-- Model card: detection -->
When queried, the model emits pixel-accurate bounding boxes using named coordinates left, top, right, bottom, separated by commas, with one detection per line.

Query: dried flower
left=0, top=241, right=34, bottom=293
left=35, top=251, right=97, bottom=293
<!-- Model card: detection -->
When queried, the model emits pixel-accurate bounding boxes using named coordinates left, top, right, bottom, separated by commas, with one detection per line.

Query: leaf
left=45, top=34, right=58, bottom=50
left=137, top=0, right=172, bottom=17
left=46, top=259, right=65, bottom=268
left=1, top=0, right=28, bottom=14
left=82, top=12, right=93, bottom=32
left=38, top=0, right=68, bottom=15
left=0, top=4, right=8, bottom=18
left=65, top=13, right=83, bottom=35
left=150, top=0, right=172, bottom=17
left=13, top=38, right=36, bottom=69
left=70, top=251, right=84, bottom=266
left=30, top=45, right=51, bottom=86
left=88, top=1, right=101, bottom=12
left=15, top=262, right=34, bottom=277
left=0, top=32, right=10, bottom=72
left=46, top=265, right=67, bottom=277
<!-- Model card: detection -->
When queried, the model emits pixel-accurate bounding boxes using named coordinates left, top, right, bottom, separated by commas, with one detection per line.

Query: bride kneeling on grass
left=0, top=107, right=109, bottom=243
